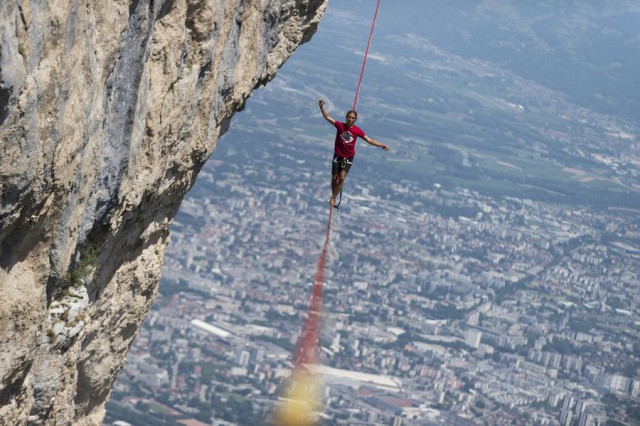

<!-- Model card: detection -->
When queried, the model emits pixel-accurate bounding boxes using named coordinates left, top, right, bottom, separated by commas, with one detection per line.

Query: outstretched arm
left=319, top=99, right=335, bottom=125
left=363, top=135, right=390, bottom=151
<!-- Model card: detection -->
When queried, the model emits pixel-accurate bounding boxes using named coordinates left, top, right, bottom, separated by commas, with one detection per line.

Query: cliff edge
left=0, top=0, right=326, bottom=424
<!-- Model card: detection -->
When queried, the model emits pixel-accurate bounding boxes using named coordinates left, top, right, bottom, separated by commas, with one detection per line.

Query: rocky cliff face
left=0, top=0, right=326, bottom=424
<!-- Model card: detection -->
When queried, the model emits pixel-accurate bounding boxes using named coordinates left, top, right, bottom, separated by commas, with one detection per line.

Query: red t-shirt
left=333, top=121, right=365, bottom=158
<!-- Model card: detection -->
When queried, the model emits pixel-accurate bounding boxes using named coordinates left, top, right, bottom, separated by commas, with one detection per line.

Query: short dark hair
left=347, top=110, right=358, bottom=119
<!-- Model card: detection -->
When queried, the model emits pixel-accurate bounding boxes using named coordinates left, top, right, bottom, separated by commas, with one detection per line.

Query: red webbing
left=293, top=206, right=334, bottom=367
left=353, top=0, right=382, bottom=111
left=293, top=0, right=382, bottom=369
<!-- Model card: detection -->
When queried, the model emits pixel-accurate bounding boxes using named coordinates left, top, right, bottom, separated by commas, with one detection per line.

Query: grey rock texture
left=0, top=0, right=326, bottom=424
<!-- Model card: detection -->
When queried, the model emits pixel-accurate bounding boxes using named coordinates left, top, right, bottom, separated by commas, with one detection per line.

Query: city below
left=106, top=129, right=640, bottom=426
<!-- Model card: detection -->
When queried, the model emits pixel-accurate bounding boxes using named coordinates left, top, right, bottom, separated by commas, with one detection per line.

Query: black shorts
left=332, top=154, right=354, bottom=175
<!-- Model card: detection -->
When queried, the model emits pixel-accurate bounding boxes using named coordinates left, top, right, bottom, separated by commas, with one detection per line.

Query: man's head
left=345, top=110, right=358, bottom=127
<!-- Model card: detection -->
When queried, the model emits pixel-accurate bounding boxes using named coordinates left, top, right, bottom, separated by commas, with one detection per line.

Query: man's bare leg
left=330, top=171, right=347, bottom=206
left=330, top=174, right=338, bottom=205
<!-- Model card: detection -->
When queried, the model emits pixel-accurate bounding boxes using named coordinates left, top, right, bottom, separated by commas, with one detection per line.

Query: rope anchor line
left=353, top=0, right=382, bottom=111
left=280, top=4, right=383, bottom=423
left=293, top=0, right=382, bottom=370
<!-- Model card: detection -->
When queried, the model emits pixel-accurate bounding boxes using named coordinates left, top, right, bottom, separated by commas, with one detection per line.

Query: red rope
left=293, top=206, right=334, bottom=367
left=293, top=0, right=382, bottom=369
left=353, top=0, right=382, bottom=111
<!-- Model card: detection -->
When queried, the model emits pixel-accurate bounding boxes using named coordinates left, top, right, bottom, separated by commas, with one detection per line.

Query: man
left=319, top=99, right=389, bottom=207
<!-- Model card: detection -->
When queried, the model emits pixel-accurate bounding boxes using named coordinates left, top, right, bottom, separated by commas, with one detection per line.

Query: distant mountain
left=379, top=1, right=640, bottom=122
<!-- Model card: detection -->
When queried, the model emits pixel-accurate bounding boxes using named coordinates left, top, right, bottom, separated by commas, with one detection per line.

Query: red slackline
left=293, top=207, right=334, bottom=367
left=353, top=0, right=382, bottom=111
left=293, top=0, right=382, bottom=368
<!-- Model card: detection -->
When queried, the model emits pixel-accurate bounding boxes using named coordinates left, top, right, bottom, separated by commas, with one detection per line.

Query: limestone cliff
left=0, top=0, right=326, bottom=424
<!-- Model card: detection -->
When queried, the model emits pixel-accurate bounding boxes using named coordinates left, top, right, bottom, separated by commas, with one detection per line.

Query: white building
left=465, top=329, right=482, bottom=349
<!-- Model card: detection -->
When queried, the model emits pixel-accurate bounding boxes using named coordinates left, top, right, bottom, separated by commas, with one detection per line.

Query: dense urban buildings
left=106, top=136, right=639, bottom=425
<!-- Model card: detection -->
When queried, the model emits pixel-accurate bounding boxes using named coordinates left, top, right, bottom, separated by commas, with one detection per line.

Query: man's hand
left=319, top=99, right=335, bottom=125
